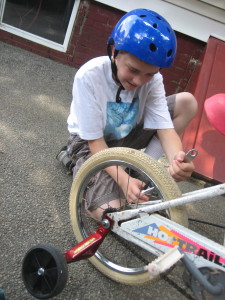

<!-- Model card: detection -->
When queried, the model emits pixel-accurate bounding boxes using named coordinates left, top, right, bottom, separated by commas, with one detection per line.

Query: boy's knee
left=175, top=92, right=198, bottom=118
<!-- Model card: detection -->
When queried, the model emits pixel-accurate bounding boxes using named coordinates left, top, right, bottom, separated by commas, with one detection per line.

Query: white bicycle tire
left=70, top=147, right=188, bottom=285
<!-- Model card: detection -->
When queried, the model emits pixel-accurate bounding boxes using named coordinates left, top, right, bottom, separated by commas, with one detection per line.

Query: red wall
left=182, top=38, right=225, bottom=182
left=0, top=0, right=205, bottom=95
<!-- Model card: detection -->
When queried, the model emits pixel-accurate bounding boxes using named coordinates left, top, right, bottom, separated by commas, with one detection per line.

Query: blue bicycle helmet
left=108, top=9, right=177, bottom=68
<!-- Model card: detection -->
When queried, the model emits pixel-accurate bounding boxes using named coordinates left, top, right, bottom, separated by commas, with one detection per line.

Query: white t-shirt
left=67, top=56, right=173, bottom=141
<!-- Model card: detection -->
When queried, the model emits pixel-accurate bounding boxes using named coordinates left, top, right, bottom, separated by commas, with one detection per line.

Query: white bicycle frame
left=107, top=183, right=225, bottom=275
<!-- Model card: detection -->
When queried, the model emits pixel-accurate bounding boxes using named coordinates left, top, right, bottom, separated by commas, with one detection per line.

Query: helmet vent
left=167, top=49, right=173, bottom=57
left=167, top=27, right=171, bottom=33
left=153, top=23, right=157, bottom=28
left=150, top=43, right=157, bottom=52
left=139, top=14, right=147, bottom=18
left=156, top=16, right=161, bottom=20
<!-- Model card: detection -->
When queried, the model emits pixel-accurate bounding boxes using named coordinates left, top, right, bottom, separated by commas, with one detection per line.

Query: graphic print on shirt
left=104, top=98, right=139, bottom=141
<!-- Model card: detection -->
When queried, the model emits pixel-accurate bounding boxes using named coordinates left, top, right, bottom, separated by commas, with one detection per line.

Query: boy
left=60, top=9, right=197, bottom=220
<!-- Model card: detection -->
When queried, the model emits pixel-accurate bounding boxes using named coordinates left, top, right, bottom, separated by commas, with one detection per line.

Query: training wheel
left=22, top=244, right=68, bottom=299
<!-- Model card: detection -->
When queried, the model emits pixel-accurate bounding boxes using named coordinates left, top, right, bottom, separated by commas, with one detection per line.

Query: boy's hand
left=167, top=151, right=195, bottom=182
left=120, top=177, right=150, bottom=204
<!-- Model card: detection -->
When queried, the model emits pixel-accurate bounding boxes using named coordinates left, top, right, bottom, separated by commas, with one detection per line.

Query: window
left=0, top=0, right=80, bottom=51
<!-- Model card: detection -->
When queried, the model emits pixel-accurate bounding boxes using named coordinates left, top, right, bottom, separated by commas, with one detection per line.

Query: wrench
left=184, top=148, right=198, bottom=162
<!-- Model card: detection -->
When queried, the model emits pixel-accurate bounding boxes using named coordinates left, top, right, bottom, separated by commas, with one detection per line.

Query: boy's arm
left=88, top=138, right=149, bottom=203
left=88, top=137, right=109, bottom=154
left=157, top=128, right=195, bottom=181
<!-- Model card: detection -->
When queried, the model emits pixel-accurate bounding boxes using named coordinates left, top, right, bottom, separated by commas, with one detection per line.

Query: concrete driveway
left=1, top=42, right=224, bottom=300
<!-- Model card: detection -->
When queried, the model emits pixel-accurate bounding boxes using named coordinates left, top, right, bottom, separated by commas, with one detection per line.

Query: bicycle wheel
left=70, top=147, right=188, bottom=285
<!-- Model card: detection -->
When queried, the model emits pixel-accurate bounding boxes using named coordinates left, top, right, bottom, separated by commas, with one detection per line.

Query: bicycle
left=22, top=95, right=225, bottom=300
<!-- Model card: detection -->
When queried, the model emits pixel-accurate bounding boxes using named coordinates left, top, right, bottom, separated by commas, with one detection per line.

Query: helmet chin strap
left=107, top=39, right=124, bottom=103
left=115, top=85, right=124, bottom=103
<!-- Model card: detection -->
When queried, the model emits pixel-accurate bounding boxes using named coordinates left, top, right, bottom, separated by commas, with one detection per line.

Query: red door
left=182, top=37, right=225, bottom=182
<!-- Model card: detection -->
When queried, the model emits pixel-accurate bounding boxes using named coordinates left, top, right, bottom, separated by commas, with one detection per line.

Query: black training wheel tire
left=22, top=244, right=68, bottom=299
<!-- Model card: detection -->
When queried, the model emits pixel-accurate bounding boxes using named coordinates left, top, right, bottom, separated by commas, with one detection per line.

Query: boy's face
left=114, top=51, right=160, bottom=91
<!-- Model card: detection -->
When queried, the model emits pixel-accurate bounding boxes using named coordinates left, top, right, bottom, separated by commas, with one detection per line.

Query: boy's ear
left=111, top=46, right=116, bottom=62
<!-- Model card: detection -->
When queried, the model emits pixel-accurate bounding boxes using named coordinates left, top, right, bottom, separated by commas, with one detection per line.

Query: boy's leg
left=85, top=168, right=126, bottom=221
left=145, top=92, right=197, bottom=159
left=172, top=92, right=198, bottom=137
left=65, top=135, right=125, bottom=221
left=88, top=200, right=123, bottom=221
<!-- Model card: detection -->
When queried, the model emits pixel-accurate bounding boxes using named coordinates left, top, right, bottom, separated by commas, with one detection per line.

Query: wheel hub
left=37, top=267, right=45, bottom=276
